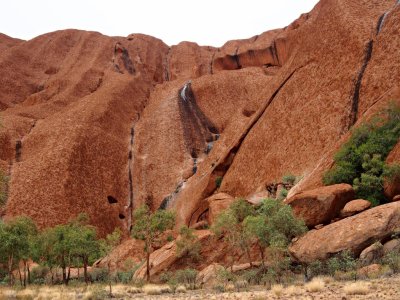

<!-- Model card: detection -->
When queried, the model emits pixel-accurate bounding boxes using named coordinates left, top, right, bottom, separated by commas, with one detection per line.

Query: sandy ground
left=1, top=274, right=400, bottom=299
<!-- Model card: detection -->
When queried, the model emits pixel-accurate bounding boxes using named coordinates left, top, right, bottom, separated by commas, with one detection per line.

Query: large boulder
left=359, top=243, right=383, bottom=265
left=289, top=202, right=400, bottom=263
left=285, top=184, right=355, bottom=227
left=340, top=199, right=371, bottom=218
left=246, top=190, right=270, bottom=206
left=196, top=263, right=225, bottom=288
left=207, top=193, right=235, bottom=224
left=383, top=239, right=400, bottom=255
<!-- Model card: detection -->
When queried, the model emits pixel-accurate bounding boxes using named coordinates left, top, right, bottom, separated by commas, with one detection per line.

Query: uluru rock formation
left=1, top=0, right=400, bottom=240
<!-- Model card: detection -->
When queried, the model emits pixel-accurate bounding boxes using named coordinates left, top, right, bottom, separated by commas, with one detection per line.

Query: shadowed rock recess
left=1, top=0, right=400, bottom=239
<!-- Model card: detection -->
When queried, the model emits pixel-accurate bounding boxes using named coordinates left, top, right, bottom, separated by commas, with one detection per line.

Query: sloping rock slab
left=289, top=202, right=400, bottom=263
left=134, top=230, right=211, bottom=279
left=285, top=184, right=354, bottom=227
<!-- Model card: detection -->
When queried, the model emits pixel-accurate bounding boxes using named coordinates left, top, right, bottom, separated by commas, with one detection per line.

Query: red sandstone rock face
left=1, top=0, right=399, bottom=239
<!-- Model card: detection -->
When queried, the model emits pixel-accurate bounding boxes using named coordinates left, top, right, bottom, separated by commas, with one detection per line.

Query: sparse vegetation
left=305, top=277, right=325, bottom=292
left=176, top=225, right=201, bottom=261
left=131, top=204, right=175, bottom=282
left=0, top=169, right=8, bottom=206
left=282, top=174, right=297, bottom=185
left=323, top=103, right=400, bottom=205
left=271, top=284, right=284, bottom=297
left=215, top=176, right=223, bottom=188
left=211, top=199, right=256, bottom=267
left=243, top=198, right=307, bottom=266
left=343, top=281, right=370, bottom=295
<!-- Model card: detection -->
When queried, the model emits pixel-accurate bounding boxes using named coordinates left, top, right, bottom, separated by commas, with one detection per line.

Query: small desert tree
left=69, top=213, right=100, bottom=284
left=211, top=199, right=255, bottom=268
left=51, top=224, right=76, bottom=285
left=99, top=227, right=122, bottom=296
left=0, top=216, right=37, bottom=286
left=176, top=225, right=201, bottom=262
left=131, top=204, right=175, bottom=282
left=243, top=198, right=307, bottom=266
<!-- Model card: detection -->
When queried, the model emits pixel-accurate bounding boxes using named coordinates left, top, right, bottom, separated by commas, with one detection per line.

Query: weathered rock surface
left=359, top=243, right=383, bottom=265
left=1, top=0, right=399, bottom=240
left=289, top=202, right=400, bottom=263
left=285, top=184, right=355, bottom=227
left=196, top=263, right=225, bottom=288
left=207, top=193, right=235, bottom=224
left=246, top=191, right=270, bottom=206
left=357, top=264, right=382, bottom=278
left=340, top=199, right=371, bottom=218
left=383, top=239, right=400, bottom=255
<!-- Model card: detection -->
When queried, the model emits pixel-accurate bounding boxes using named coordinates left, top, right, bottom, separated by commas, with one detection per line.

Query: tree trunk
left=50, top=268, right=54, bottom=285
left=108, top=262, right=112, bottom=297
left=8, top=254, right=13, bottom=286
left=27, top=263, right=31, bottom=285
left=259, top=245, right=265, bottom=267
left=18, top=267, right=23, bottom=287
left=246, top=247, right=253, bottom=267
left=84, top=258, right=88, bottom=284
left=62, top=255, right=67, bottom=285
left=66, top=266, right=71, bottom=285
left=23, top=261, right=27, bottom=287
left=146, top=250, right=151, bottom=282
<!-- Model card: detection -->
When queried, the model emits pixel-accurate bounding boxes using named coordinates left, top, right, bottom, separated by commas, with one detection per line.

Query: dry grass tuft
left=225, top=283, right=235, bottom=292
left=176, top=285, right=187, bottom=293
left=318, top=275, right=335, bottom=284
left=285, top=285, right=303, bottom=296
left=126, top=286, right=142, bottom=294
left=0, top=289, right=17, bottom=300
left=16, top=288, right=37, bottom=300
left=305, top=277, right=325, bottom=292
left=343, top=281, right=370, bottom=295
left=143, top=284, right=163, bottom=295
left=271, top=284, right=284, bottom=297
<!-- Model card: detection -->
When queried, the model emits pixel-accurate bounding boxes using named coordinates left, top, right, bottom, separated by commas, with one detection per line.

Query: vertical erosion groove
left=177, top=81, right=219, bottom=159
left=158, top=82, right=219, bottom=210
left=127, top=126, right=134, bottom=232
left=164, top=47, right=171, bottom=81
left=348, top=40, right=374, bottom=129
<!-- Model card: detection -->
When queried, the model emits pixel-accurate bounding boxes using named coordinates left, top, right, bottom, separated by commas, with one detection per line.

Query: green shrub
left=278, top=188, right=288, bottom=200
left=174, top=268, right=198, bottom=289
left=176, top=226, right=201, bottom=261
left=215, top=176, right=223, bottom=188
left=382, top=251, right=400, bottom=273
left=282, top=174, right=296, bottom=185
left=216, top=267, right=236, bottom=287
left=323, top=103, right=400, bottom=205
left=89, top=268, right=109, bottom=282
left=30, top=265, right=49, bottom=284
left=116, top=270, right=134, bottom=284
left=239, top=269, right=259, bottom=285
